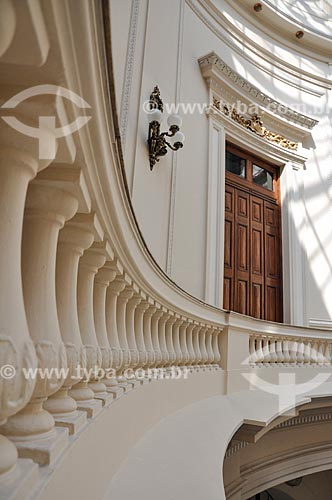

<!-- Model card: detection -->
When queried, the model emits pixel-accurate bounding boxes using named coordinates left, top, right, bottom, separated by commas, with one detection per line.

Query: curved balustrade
left=249, top=335, right=332, bottom=366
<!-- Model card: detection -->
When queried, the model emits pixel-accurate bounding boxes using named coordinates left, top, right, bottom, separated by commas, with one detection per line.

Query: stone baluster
left=45, top=222, right=92, bottom=434
left=297, top=340, right=304, bottom=365
left=77, top=237, right=111, bottom=406
left=249, top=336, right=258, bottom=365
left=0, top=146, right=41, bottom=479
left=150, top=306, right=163, bottom=370
left=165, top=314, right=177, bottom=368
left=324, top=342, right=331, bottom=366
left=186, top=321, right=196, bottom=368
left=93, top=245, right=120, bottom=394
left=179, top=319, right=191, bottom=367
left=63, top=214, right=104, bottom=417
left=105, top=259, right=124, bottom=389
left=1, top=181, right=78, bottom=465
left=303, top=341, right=311, bottom=364
left=41, top=166, right=92, bottom=434
left=311, top=341, right=318, bottom=365
left=157, top=308, right=169, bottom=369
left=192, top=324, right=203, bottom=368
left=269, top=339, right=278, bottom=364
left=276, top=339, right=284, bottom=364
left=262, top=338, right=271, bottom=365
left=134, top=295, right=149, bottom=370
left=205, top=327, right=215, bottom=367
left=172, top=316, right=184, bottom=367
left=289, top=339, right=298, bottom=365
left=143, top=300, right=157, bottom=369
left=256, top=337, right=264, bottom=365
left=282, top=339, right=291, bottom=365
left=125, top=285, right=141, bottom=373
left=116, top=277, right=134, bottom=382
left=211, top=328, right=222, bottom=368
left=317, top=342, right=325, bottom=366
left=199, top=325, right=209, bottom=367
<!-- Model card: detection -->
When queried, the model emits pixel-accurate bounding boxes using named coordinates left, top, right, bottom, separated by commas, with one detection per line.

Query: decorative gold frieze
left=212, top=97, right=298, bottom=151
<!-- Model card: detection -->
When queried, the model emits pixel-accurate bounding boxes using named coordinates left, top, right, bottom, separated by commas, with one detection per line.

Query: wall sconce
left=147, top=86, right=185, bottom=171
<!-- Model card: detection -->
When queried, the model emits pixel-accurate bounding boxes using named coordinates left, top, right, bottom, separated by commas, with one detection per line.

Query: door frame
left=224, top=142, right=283, bottom=322
left=204, top=114, right=308, bottom=326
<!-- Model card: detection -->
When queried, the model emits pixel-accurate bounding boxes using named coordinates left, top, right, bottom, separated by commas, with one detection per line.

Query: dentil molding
left=199, top=52, right=318, bottom=130
left=199, top=51, right=318, bottom=165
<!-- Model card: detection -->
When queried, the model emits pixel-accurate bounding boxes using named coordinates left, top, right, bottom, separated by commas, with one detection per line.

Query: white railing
left=249, top=335, right=332, bottom=366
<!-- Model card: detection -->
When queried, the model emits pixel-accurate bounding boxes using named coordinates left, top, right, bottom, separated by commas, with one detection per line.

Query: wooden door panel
left=223, top=277, right=232, bottom=311
left=251, top=282, right=263, bottom=319
left=266, top=285, right=280, bottom=322
left=225, top=189, right=233, bottom=213
left=250, top=195, right=264, bottom=318
left=237, top=280, right=248, bottom=315
left=234, top=190, right=250, bottom=315
left=266, top=232, right=278, bottom=278
left=264, top=200, right=282, bottom=322
left=224, top=220, right=233, bottom=269
left=224, top=182, right=282, bottom=322
left=252, top=229, right=263, bottom=275
left=224, top=185, right=235, bottom=311
left=237, top=223, right=249, bottom=272
left=237, top=193, right=249, bottom=218
left=252, top=198, right=263, bottom=224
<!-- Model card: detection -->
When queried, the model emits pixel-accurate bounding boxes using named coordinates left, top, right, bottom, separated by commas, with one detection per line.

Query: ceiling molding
left=187, top=0, right=332, bottom=96
left=263, top=0, right=332, bottom=40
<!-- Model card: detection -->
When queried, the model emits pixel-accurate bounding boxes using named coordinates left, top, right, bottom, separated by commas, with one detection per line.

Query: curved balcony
left=0, top=1, right=331, bottom=500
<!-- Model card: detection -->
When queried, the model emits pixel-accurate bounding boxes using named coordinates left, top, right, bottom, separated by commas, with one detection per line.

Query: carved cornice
left=199, top=52, right=319, bottom=130
left=225, top=440, right=250, bottom=458
left=212, top=97, right=298, bottom=151
left=275, top=412, right=332, bottom=430
left=225, top=409, right=332, bottom=459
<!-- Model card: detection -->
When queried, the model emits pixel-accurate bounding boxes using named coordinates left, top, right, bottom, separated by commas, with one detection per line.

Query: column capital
left=96, top=264, right=117, bottom=286
left=25, top=181, right=78, bottom=226
left=68, top=212, right=104, bottom=242
left=80, top=250, right=106, bottom=273
left=58, top=224, right=94, bottom=254
left=119, top=286, right=135, bottom=303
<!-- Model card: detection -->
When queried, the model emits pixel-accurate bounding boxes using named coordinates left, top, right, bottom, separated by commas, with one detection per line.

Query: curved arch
left=103, top=388, right=332, bottom=500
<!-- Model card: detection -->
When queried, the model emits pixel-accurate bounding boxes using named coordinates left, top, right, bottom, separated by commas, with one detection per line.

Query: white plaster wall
left=110, top=0, right=332, bottom=322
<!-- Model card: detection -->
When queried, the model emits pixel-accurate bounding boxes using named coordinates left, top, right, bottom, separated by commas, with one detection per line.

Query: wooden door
left=223, top=145, right=283, bottom=322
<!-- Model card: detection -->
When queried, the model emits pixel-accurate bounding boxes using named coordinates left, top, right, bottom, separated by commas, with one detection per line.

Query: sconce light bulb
left=167, top=114, right=182, bottom=128
left=173, top=131, right=185, bottom=144
left=148, top=108, right=163, bottom=123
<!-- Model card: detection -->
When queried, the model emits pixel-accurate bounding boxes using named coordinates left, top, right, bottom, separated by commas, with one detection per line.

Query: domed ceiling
left=220, top=0, right=332, bottom=60
left=265, top=0, right=332, bottom=37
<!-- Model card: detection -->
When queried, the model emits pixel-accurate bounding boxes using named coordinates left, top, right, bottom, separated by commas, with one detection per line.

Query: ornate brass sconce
left=147, top=86, right=185, bottom=171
